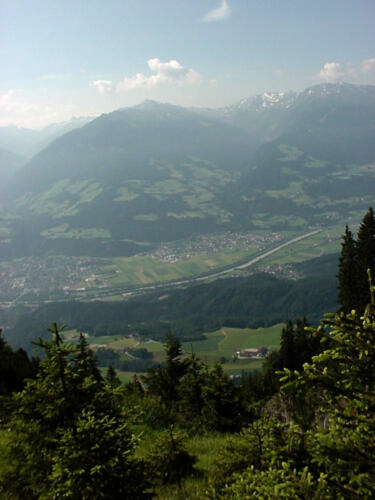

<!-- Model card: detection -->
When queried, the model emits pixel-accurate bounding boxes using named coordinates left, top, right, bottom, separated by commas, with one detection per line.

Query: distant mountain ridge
left=0, top=147, right=27, bottom=192
left=0, top=116, right=94, bottom=158
left=215, top=82, right=375, bottom=161
left=2, top=82, right=375, bottom=257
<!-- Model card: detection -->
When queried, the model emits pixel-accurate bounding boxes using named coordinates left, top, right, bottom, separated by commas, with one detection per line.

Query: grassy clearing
left=77, top=324, right=282, bottom=377
left=0, top=429, right=15, bottom=486
left=182, top=324, right=282, bottom=366
left=135, top=429, right=229, bottom=500
left=133, top=214, right=159, bottom=221
left=220, top=324, right=282, bottom=352
left=114, top=187, right=139, bottom=201
left=278, top=144, right=304, bottom=161
left=42, top=226, right=110, bottom=239
left=138, top=340, right=165, bottom=353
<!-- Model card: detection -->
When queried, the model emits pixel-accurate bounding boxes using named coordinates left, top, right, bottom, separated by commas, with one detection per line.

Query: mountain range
left=1, top=82, right=375, bottom=257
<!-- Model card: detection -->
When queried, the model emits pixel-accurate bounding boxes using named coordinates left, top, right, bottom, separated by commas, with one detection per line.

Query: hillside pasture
left=82, top=323, right=283, bottom=377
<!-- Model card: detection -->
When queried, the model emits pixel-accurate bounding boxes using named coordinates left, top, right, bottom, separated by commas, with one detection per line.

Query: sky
left=1, top=0, right=374, bottom=128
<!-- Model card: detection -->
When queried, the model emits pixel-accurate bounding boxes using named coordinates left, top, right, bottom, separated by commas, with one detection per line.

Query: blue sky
left=1, top=0, right=374, bottom=128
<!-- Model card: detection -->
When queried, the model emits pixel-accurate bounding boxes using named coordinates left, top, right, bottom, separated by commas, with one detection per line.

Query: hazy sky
left=1, top=0, right=374, bottom=128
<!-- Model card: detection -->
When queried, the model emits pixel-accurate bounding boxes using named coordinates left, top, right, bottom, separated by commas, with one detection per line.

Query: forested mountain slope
left=2, top=83, right=375, bottom=257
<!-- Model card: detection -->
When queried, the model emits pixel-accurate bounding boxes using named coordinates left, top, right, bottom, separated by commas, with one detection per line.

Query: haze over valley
left=0, top=82, right=374, bottom=306
left=2, top=2, right=375, bottom=497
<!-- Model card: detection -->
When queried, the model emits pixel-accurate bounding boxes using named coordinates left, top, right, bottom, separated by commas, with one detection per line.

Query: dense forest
left=5, top=269, right=337, bottom=355
left=0, top=209, right=374, bottom=498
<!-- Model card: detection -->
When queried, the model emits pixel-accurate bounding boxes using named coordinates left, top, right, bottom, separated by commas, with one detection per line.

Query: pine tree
left=105, top=364, right=121, bottom=387
left=0, top=323, right=146, bottom=499
left=337, top=225, right=357, bottom=313
left=355, top=207, right=375, bottom=313
left=76, top=332, right=103, bottom=382
left=337, top=208, right=375, bottom=315
left=278, top=321, right=296, bottom=370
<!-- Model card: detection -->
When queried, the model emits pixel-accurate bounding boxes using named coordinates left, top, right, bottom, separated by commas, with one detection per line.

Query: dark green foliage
left=143, top=428, right=195, bottom=488
left=200, top=363, right=241, bottom=432
left=209, top=417, right=304, bottom=496
left=76, top=332, right=103, bottom=382
left=337, top=207, right=375, bottom=314
left=93, top=346, right=157, bottom=373
left=238, top=370, right=276, bottom=419
left=0, top=323, right=147, bottom=499
left=6, top=272, right=337, bottom=354
left=141, top=336, right=241, bottom=432
left=177, top=353, right=207, bottom=429
left=48, top=410, right=146, bottom=500
left=338, top=226, right=359, bottom=313
left=220, top=277, right=375, bottom=498
left=263, top=318, right=321, bottom=374
left=0, top=329, right=38, bottom=396
left=355, top=206, right=375, bottom=312
left=141, top=334, right=190, bottom=425
left=279, top=321, right=296, bottom=370
left=105, top=365, right=121, bottom=387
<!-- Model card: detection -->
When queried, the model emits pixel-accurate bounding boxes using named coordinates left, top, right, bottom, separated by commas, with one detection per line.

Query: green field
left=106, top=247, right=257, bottom=286
left=88, top=324, right=283, bottom=377
left=183, top=324, right=282, bottom=371
left=67, top=323, right=283, bottom=378
left=259, top=226, right=343, bottom=266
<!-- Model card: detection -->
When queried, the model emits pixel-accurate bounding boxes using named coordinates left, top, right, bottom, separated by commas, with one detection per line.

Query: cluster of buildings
left=150, top=230, right=283, bottom=264
left=235, top=346, right=268, bottom=360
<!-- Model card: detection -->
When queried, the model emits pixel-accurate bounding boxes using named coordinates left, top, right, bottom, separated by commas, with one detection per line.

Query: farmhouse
left=236, top=346, right=268, bottom=360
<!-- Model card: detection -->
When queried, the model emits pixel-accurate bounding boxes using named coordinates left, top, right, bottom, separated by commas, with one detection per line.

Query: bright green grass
left=16, top=180, right=104, bottom=218
left=116, top=371, right=138, bottom=383
left=182, top=324, right=282, bottom=365
left=0, top=429, right=15, bottom=486
left=260, top=227, right=342, bottom=266
left=252, top=213, right=308, bottom=230
left=114, top=187, right=139, bottom=201
left=138, top=340, right=165, bottom=353
left=224, top=359, right=264, bottom=374
left=133, top=214, right=159, bottom=221
left=305, top=157, right=327, bottom=168
left=61, top=329, right=80, bottom=341
left=90, top=324, right=282, bottom=377
left=99, top=337, right=138, bottom=349
left=183, top=331, right=224, bottom=355
left=152, top=432, right=235, bottom=499
left=108, top=247, right=254, bottom=287
left=41, top=226, right=110, bottom=239
left=220, top=324, right=282, bottom=352
left=145, top=179, right=187, bottom=195
left=278, top=144, right=304, bottom=161
left=78, top=183, right=103, bottom=203
left=65, top=179, right=90, bottom=194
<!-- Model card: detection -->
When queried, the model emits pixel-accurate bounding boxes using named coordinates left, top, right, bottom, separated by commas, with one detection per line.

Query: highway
left=2, top=228, right=322, bottom=306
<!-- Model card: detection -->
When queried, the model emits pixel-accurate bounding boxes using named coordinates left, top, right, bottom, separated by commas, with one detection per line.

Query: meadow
left=66, top=323, right=283, bottom=381
left=105, top=247, right=257, bottom=287
left=258, top=226, right=342, bottom=266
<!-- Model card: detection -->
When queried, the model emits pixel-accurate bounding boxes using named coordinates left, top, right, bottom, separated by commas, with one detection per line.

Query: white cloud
left=91, top=80, right=114, bottom=94
left=361, top=57, right=375, bottom=74
left=201, top=0, right=231, bottom=22
left=40, top=73, right=72, bottom=81
left=115, top=58, right=202, bottom=92
left=0, top=89, right=82, bottom=129
left=0, top=89, right=34, bottom=115
left=318, top=62, right=356, bottom=82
